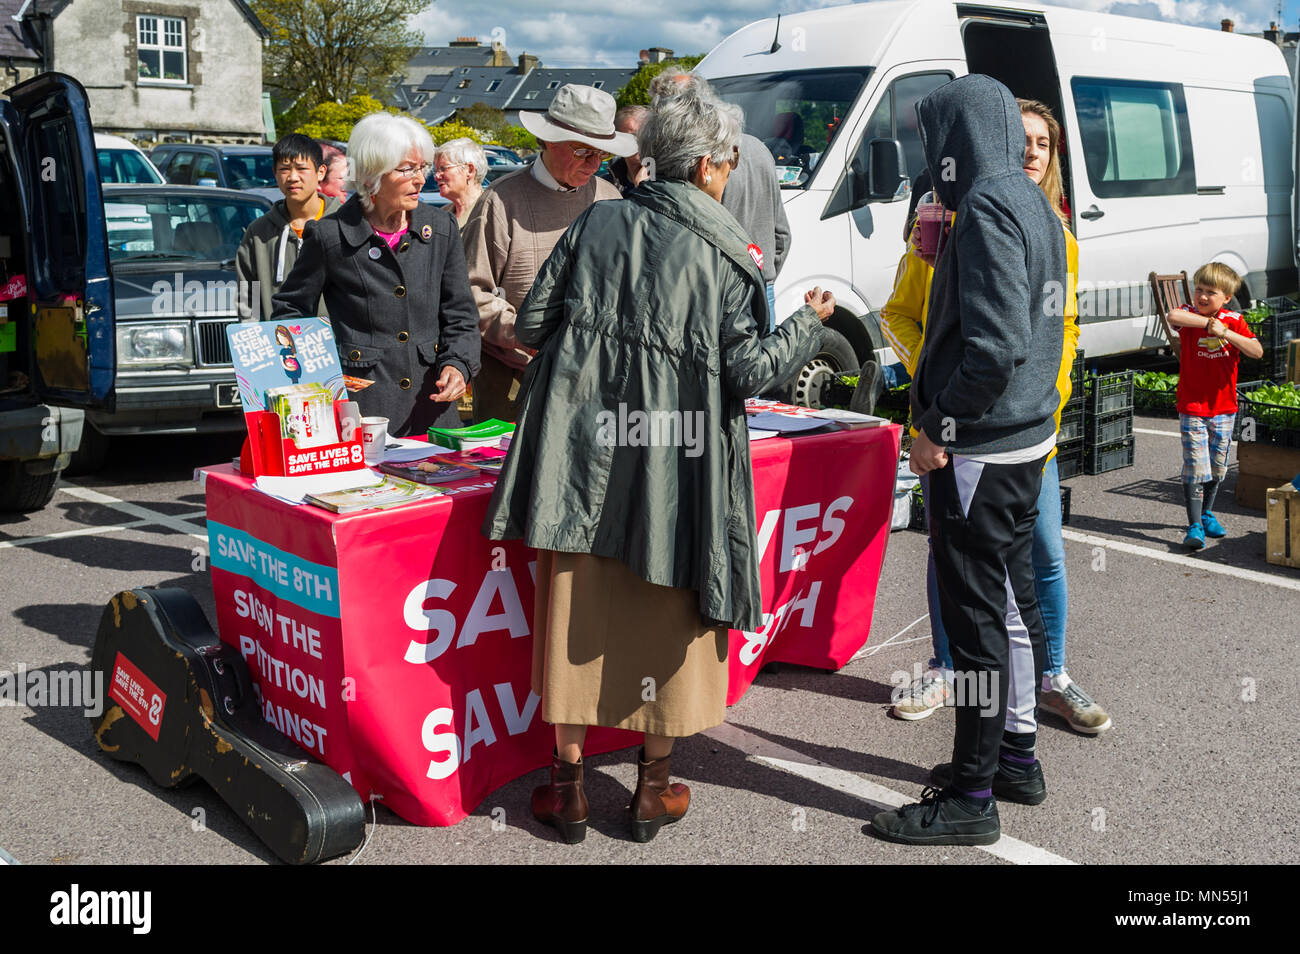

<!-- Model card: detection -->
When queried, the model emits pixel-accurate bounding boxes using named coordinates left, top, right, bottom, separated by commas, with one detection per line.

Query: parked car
left=67, top=184, right=271, bottom=473
left=1, top=73, right=113, bottom=510
left=150, top=143, right=281, bottom=203
left=95, top=133, right=164, bottom=184
left=697, top=0, right=1297, bottom=401
left=482, top=145, right=523, bottom=167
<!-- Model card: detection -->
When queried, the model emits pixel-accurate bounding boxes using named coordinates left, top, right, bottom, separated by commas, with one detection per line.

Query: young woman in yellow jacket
left=884, top=99, right=1111, bottom=740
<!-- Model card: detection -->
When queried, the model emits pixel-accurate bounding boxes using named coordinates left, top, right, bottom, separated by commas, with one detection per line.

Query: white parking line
left=705, top=723, right=1075, bottom=865
left=1134, top=427, right=1179, bottom=437
left=1062, top=528, right=1300, bottom=592
left=0, top=520, right=153, bottom=549
left=58, top=485, right=208, bottom=541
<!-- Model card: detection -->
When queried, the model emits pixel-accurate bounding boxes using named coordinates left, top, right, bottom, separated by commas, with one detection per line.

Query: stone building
left=7, top=0, right=268, bottom=142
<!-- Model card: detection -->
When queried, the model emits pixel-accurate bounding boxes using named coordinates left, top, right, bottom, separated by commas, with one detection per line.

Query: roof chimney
left=1221, top=18, right=1234, bottom=32
left=1265, top=22, right=1280, bottom=44
left=517, top=52, right=539, bottom=74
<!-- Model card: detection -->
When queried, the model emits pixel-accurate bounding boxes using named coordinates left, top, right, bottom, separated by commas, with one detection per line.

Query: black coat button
left=349, top=349, right=361, bottom=360
left=397, top=331, right=409, bottom=342
left=399, top=377, right=411, bottom=389
left=395, top=285, right=406, bottom=297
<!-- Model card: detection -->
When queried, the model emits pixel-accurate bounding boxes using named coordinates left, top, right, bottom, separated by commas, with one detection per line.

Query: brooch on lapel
left=368, top=247, right=381, bottom=260
left=420, top=224, right=432, bottom=240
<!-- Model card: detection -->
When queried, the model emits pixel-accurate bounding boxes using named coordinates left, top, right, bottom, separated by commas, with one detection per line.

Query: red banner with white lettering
left=204, top=424, right=899, bottom=826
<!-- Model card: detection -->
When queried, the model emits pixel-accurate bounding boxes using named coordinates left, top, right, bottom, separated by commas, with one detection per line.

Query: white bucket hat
left=519, top=84, right=639, bottom=157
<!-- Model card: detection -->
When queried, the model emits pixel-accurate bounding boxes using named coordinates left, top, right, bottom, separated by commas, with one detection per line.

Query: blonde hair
left=1193, top=262, right=1242, bottom=297
left=1017, top=98, right=1067, bottom=227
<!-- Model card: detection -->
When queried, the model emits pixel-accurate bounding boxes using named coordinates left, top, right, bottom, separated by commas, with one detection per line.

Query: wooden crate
left=1235, top=442, right=1300, bottom=509
left=1266, top=484, right=1300, bottom=568
left=1287, top=339, right=1300, bottom=385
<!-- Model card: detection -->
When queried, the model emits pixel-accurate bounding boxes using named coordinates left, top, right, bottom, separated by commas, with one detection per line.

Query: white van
left=696, top=0, right=1295, bottom=394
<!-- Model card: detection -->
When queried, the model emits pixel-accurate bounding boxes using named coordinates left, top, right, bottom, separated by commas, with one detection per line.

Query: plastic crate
left=1272, top=312, right=1300, bottom=379
left=1237, top=383, right=1300, bottom=449
left=1056, top=438, right=1084, bottom=480
left=875, top=384, right=912, bottom=426
left=822, top=372, right=857, bottom=408
left=1060, top=485, right=1071, bottom=526
left=1085, top=436, right=1136, bottom=475
left=909, top=484, right=926, bottom=531
left=1085, top=370, right=1134, bottom=415
left=1085, top=406, right=1134, bottom=447
left=1067, top=349, right=1085, bottom=405
left=1133, top=383, right=1178, bottom=416
left=1057, top=405, right=1084, bottom=444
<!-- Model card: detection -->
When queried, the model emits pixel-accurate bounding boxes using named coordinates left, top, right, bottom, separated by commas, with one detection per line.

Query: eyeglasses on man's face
left=561, top=141, right=610, bottom=161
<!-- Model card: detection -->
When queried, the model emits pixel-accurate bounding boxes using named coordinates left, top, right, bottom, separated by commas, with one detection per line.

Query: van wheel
left=66, top=423, right=110, bottom=477
left=785, top=327, right=858, bottom=408
left=0, top=461, right=60, bottom=512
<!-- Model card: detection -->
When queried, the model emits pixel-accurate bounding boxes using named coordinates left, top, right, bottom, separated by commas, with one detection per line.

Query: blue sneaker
left=1202, top=511, right=1226, bottom=538
left=1183, top=524, right=1206, bottom=550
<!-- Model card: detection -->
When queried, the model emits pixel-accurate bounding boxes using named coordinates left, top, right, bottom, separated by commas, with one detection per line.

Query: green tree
left=294, top=93, right=502, bottom=147
left=615, top=56, right=704, bottom=108
left=255, top=0, right=431, bottom=132
left=453, top=103, right=537, bottom=152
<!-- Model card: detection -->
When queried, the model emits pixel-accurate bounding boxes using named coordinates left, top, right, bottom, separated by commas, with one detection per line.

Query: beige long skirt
left=532, top=549, right=729, bottom=737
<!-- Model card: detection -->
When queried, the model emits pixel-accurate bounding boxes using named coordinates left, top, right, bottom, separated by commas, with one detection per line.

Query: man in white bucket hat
left=463, top=84, right=638, bottom=422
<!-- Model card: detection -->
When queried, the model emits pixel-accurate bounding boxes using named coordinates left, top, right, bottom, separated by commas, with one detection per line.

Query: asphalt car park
left=0, top=418, right=1295, bottom=865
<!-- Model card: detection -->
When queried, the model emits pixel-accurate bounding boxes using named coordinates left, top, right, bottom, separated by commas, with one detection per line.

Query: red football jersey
left=1175, top=306, right=1254, bottom=417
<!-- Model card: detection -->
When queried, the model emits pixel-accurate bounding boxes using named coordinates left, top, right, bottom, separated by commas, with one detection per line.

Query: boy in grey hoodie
left=236, top=134, right=341, bottom=320
left=871, top=75, right=1066, bottom=846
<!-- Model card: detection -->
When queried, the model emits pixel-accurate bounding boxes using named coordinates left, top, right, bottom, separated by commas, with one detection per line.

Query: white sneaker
left=892, top=674, right=953, bottom=721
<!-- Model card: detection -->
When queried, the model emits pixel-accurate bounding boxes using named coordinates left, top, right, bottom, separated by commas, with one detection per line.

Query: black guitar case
left=88, top=587, right=365, bottom=864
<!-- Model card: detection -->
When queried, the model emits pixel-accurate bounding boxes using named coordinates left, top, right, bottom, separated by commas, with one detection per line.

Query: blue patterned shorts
left=1180, top=412, right=1234, bottom=483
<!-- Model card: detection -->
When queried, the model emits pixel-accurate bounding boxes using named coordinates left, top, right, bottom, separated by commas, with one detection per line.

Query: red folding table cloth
left=202, top=423, right=900, bottom=825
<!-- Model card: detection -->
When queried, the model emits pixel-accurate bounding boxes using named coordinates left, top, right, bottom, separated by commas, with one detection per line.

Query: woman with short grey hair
left=272, top=112, right=480, bottom=435
left=434, top=138, right=488, bottom=227
left=483, top=82, right=833, bottom=845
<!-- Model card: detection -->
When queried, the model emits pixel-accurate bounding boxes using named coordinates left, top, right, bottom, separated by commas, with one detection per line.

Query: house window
left=546, top=80, right=560, bottom=89
left=524, top=90, right=539, bottom=99
left=486, top=80, right=501, bottom=92
left=457, top=78, right=471, bottom=89
left=593, top=81, right=603, bottom=89
left=449, top=95, right=461, bottom=104
left=137, top=15, right=187, bottom=83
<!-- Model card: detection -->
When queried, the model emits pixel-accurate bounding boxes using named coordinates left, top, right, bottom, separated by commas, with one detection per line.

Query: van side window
left=1071, top=78, right=1195, bottom=198
left=857, top=72, right=951, bottom=185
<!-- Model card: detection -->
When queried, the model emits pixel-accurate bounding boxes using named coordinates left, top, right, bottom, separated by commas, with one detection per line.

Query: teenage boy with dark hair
left=869, top=75, right=1066, bottom=846
left=236, top=133, right=342, bottom=320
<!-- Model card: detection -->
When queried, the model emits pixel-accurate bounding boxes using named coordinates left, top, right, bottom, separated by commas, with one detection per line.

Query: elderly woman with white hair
left=483, top=83, right=834, bottom=845
left=434, top=138, right=488, bottom=227
left=272, top=112, right=480, bottom=435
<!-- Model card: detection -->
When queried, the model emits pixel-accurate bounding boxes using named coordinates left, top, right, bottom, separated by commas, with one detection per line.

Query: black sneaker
left=869, top=786, right=1000, bottom=846
left=929, top=759, right=1047, bottom=806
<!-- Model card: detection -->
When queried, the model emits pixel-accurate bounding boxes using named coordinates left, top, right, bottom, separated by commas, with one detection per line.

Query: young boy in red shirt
left=1166, top=262, right=1264, bottom=549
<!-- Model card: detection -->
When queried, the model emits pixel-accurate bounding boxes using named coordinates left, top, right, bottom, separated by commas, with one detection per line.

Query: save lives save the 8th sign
left=204, top=425, right=899, bottom=826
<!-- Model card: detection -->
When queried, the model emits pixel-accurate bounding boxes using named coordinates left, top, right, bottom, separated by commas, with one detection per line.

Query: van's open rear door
left=4, top=73, right=115, bottom=407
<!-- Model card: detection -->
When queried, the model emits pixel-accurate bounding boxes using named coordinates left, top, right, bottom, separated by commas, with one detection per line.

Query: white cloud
left=413, top=0, right=1298, bottom=69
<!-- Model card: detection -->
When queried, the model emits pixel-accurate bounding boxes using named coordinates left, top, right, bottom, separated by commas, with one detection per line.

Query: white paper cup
left=361, top=416, right=389, bottom=465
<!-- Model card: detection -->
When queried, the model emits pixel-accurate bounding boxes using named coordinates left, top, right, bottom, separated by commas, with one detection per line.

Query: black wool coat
left=271, top=195, right=482, bottom=437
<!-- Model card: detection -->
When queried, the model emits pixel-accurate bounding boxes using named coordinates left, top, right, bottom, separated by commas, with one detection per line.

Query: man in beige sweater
left=462, top=84, right=637, bottom=422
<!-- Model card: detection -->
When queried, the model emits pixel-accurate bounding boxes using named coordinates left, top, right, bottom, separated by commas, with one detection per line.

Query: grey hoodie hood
left=916, top=74, right=1024, bottom=211
left=908, top=74, right=1067, bottom=456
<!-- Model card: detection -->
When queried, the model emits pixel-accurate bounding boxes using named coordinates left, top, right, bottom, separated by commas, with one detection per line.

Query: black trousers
left=928, top=451, right=1048, bottom=792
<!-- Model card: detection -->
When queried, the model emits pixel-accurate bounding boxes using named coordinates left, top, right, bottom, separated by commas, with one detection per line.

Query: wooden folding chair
left=1147, top=271, right=1191, bottom=357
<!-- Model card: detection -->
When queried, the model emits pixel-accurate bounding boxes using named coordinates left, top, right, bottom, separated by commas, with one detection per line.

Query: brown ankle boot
left=531, top=750, right=588, bottom=844
left=629, top=747, right=690, bottom=843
